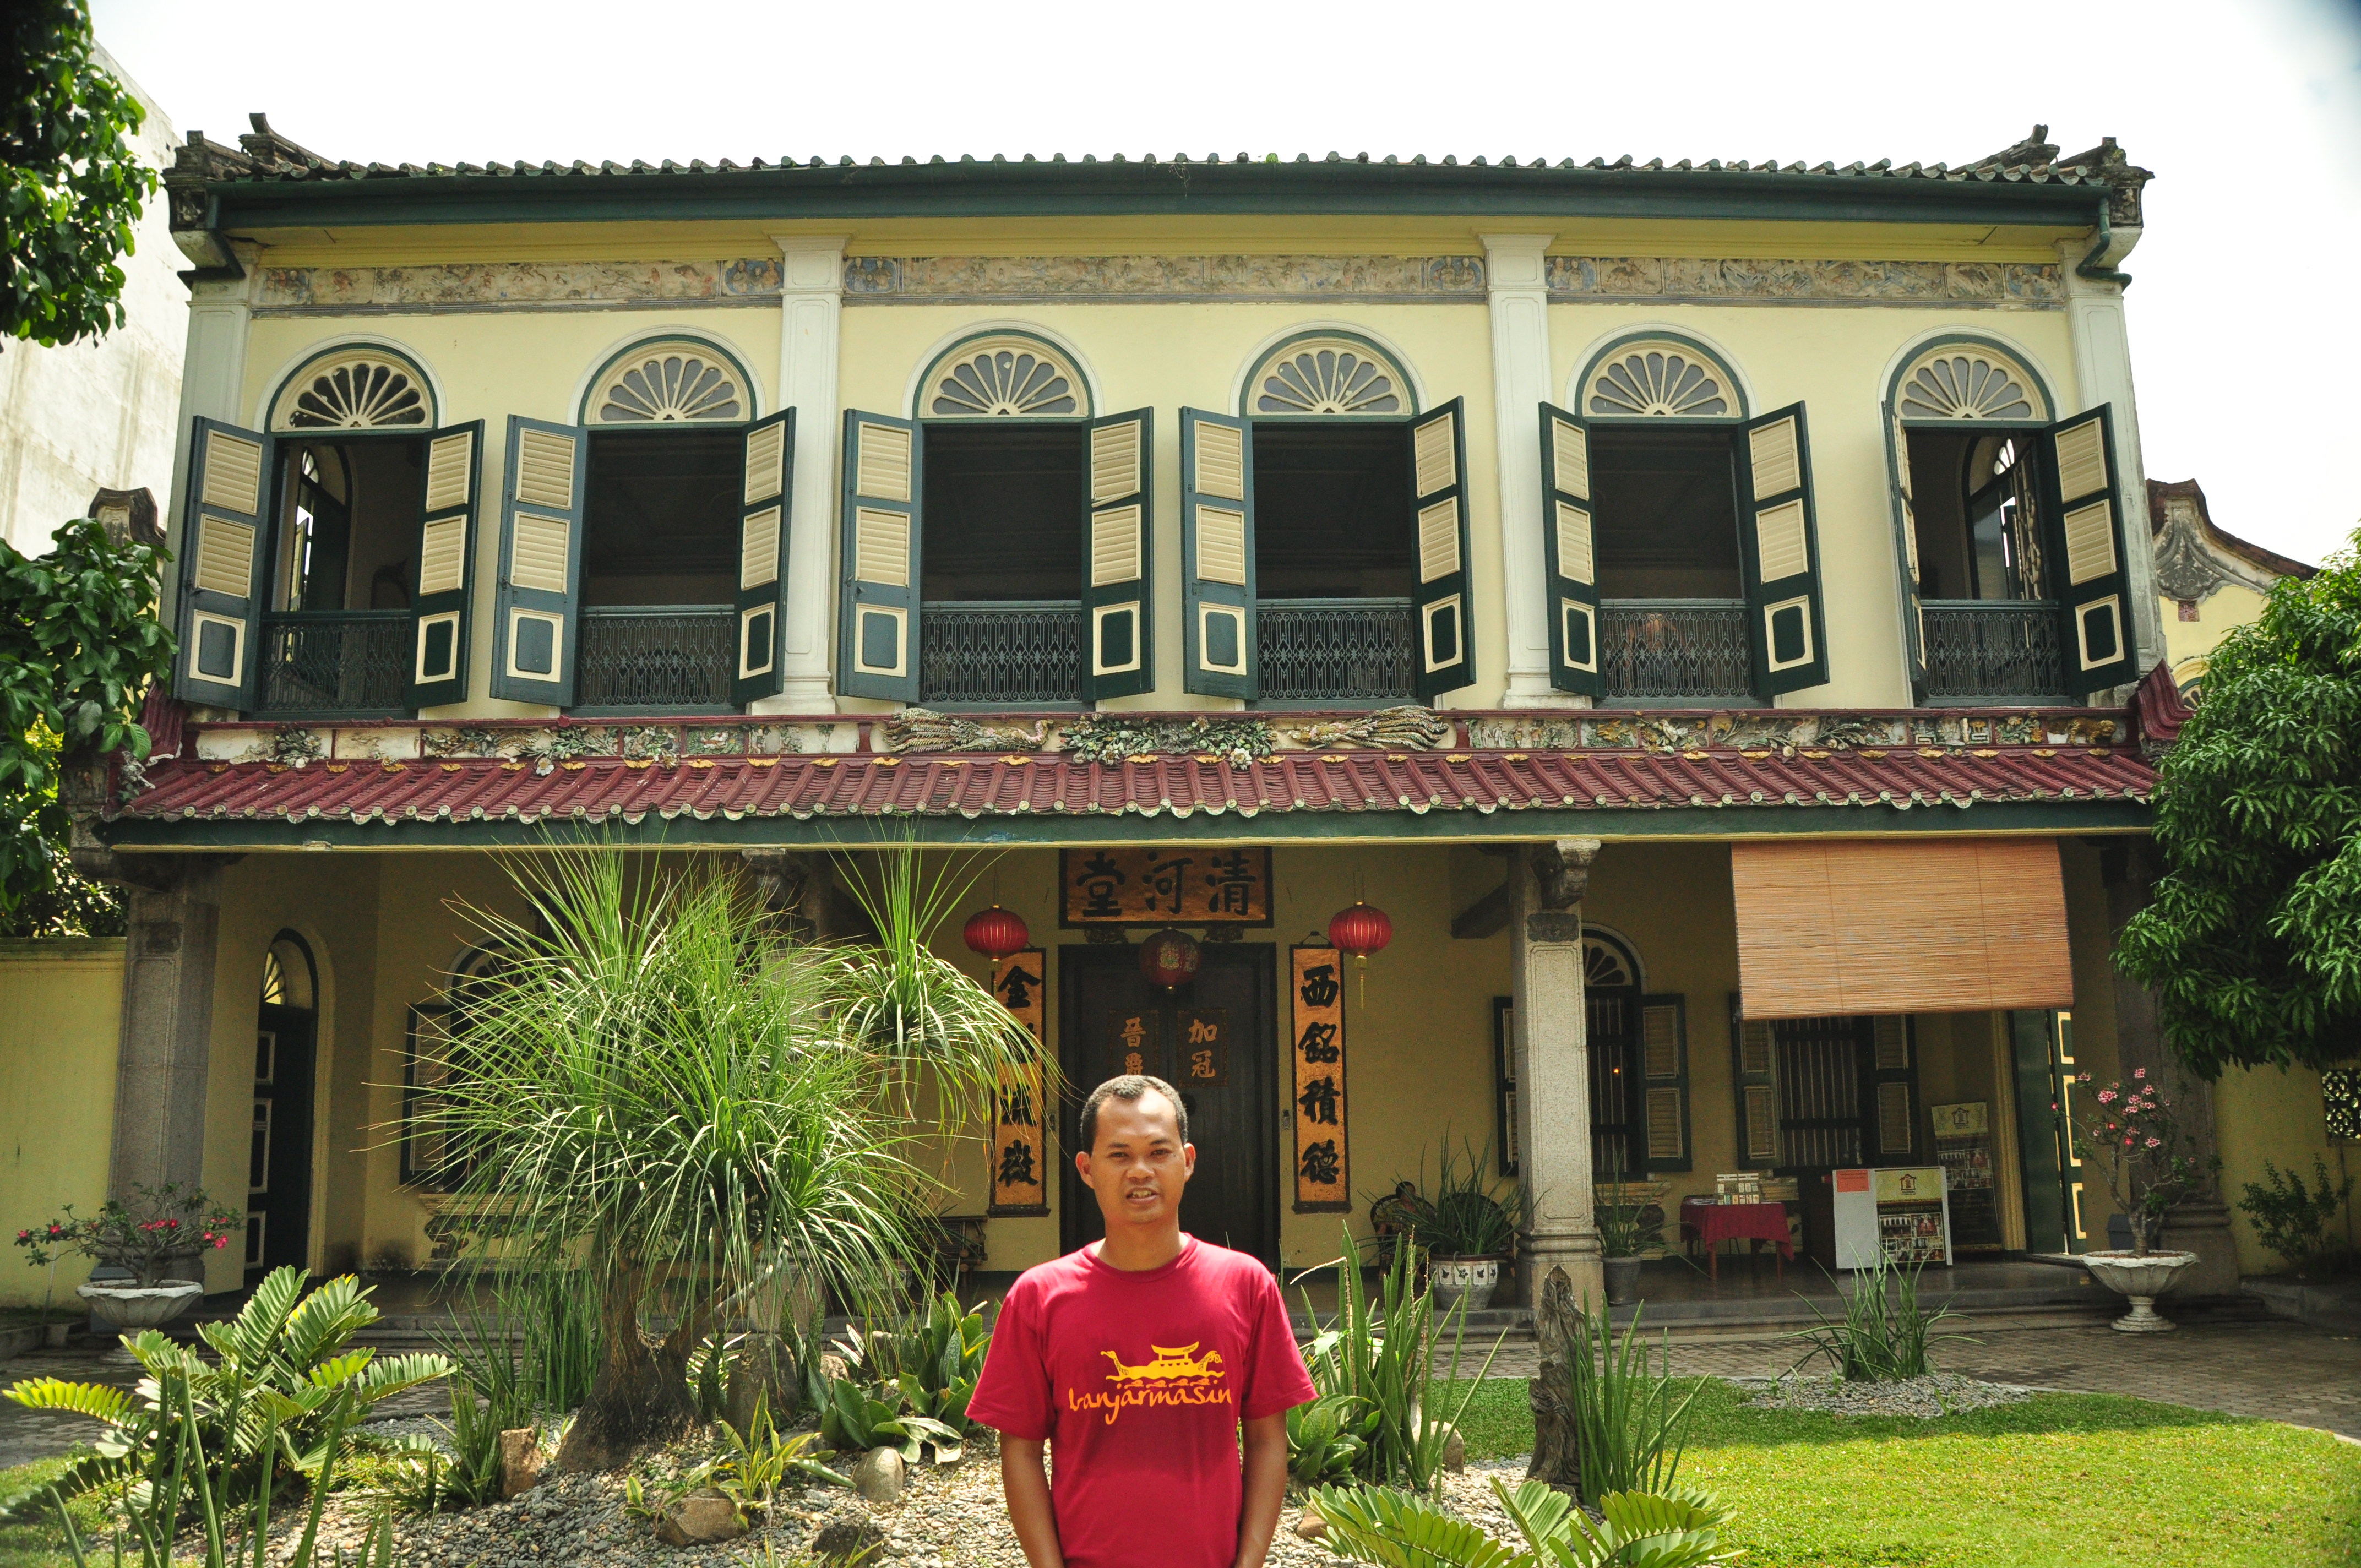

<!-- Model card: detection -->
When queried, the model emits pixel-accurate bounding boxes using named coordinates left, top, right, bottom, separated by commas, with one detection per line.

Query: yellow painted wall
left=2159, top=580, right=2270, bottom=690
left=0, top=940, right=123, bottom=1306
left=2214, top=1065, right=2353, bottom=1274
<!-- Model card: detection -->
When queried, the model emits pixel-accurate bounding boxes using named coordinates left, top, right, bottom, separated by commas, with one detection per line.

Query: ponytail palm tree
left=419, top=848, right=1035, bottom=1471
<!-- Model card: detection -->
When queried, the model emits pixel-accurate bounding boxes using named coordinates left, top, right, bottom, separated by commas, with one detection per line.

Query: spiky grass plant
left=416, top=847, right=1036, bottom=1471
left=1782, top=1250, right=1976, bottom=1384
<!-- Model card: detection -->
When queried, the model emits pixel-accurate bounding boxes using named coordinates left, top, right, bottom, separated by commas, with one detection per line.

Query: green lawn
left=1443, top=1378, right=2361, bottom=1568
left=0, top=1452, right=101, bottom=1567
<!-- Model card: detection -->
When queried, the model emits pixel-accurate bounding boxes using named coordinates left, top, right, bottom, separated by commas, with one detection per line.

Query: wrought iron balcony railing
left=1920, top=600, right=2071, bottom=704
left=256, top=611, right=407, bottom=717
left=1599, top=598, right=1753, bottom=704
left=1256, top=597, right=1417, bottom=703
left=574, top=606, right=734, bottom=711
left=920, top=601, right=1082, bottom=706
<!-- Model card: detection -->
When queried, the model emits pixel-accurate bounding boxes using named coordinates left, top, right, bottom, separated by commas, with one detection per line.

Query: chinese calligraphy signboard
left=1059, top=847, right=1271, bottom=927
left=1291, top=945, right=1348, bottom=1212
left=988, top=950, right=1048, bottom=1217
left=1178, top=1009, right=1229, bottom=1089
left=1106, top=1010, right=1161, bottom=1079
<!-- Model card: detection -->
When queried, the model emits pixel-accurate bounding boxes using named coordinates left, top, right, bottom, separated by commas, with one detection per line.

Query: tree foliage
left=3, top=0, right=157, bottom=348
left=2117, top=527, right=2361, bottom=1078
left=0, top=516, right=173, bottom=930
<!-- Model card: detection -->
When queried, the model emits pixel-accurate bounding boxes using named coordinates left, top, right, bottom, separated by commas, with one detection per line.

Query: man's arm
left=1001, top=1436, right=1064, bottom=1568
left=1233, top=1412, right=1290, bottom=1568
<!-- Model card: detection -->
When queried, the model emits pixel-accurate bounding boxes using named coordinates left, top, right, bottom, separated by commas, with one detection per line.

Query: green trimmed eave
left=95, top=799, right=2153, bottom=852
left=194, top=160, right=2112, bottom=236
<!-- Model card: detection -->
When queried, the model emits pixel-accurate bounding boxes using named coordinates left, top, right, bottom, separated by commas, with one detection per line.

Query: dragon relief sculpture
left=1278, top=705, right=1450, bottom=751
left=877, top=709, right=1057, bottom=755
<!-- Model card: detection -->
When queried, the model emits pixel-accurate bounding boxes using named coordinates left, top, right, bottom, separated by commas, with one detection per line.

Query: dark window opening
left=583, top=429, right=739, bottom=606
left=1906, top=429, right=2048, bottom=601
left=1251, top=424, right=1414, bottom=597
left=919, top=425, right=1084, bottom=602
left=1590, top=426, right=1743, bottom=600
left=272, top=439, right=423, bottom=612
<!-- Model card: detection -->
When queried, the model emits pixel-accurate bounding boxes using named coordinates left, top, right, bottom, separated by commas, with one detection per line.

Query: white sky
left=91, top=0, right=2361, bottom=567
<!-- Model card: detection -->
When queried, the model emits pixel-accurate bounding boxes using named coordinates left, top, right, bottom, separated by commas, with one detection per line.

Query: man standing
left=968, top=1074, right=1315, bottom=1568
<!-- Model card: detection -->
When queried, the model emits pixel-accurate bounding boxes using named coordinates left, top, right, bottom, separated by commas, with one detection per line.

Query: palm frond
left=2, top=1379, right=137, bottom=1425
left=1312, top=1484, right=1530, bottom=1568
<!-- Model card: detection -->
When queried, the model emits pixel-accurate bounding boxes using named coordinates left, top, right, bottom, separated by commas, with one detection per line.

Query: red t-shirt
left=967, top=1235, right=1316, bottom=1568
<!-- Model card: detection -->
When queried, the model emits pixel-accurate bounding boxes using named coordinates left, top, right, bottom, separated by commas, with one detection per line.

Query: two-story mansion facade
left=83, top=117, right=2248, bottom=1303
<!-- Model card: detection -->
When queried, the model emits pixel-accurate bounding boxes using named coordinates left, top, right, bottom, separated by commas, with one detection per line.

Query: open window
left=257, top=435, right=428, bottom=715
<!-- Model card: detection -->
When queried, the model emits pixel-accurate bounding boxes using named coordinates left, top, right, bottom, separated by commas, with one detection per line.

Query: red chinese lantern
left=1138, top=928, right=1203, bottom=991
left=1329, top=901, right=1394, bottom=1005
left=962, top=905, right=1030, bottom=961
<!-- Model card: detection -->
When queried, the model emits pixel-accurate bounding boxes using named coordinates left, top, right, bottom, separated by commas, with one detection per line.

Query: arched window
left=918, top=333, right=1090, bottom=418
left=1243, top=333, right=1413, bottom=417
left=1894, top=343, right=2048, bottom=423
left=1579, top=336, right=1742, bottom=420
left=584, top=337, right=753, bottom=423
left=269, top=346, right=435, bottom=432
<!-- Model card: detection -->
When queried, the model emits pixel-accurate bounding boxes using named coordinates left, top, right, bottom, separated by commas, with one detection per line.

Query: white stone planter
left=78, top=1280, right=203, bottom=1355
left=2082, top=1251, right=2197, bottom=1333
left=1428, top=1256, right=1504, bottom=1315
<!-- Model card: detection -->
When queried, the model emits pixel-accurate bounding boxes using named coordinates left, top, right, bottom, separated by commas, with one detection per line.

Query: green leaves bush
left=1312, top=1476, right=1737, bottom=1568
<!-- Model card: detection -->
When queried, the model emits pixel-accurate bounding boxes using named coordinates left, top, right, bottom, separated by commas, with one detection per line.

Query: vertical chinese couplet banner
left=1291, top=945, right=1348, bottom=1212
left=989, top=949, right=1048, bottom=1216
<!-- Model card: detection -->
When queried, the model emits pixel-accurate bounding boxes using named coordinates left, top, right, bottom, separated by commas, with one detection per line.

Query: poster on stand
left=1929, top=1101, right=2004, bottom=1254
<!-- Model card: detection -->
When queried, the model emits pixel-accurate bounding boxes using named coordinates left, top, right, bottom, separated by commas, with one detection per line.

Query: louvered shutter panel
left=1082, top=407, right=1154, bottom=701
left=733, top=409, right=796, bottom=704
left=1639, top=994, right=1691, bottom=1173
left=172, top=417, right=274, bottom=709
left=1887, top=400, right=1928, bottom=696
left=1870, top=1015, right=1919, bottom=1161
left=837, top=411, right=922, bottom=701
left=1736, top=402, right=1830, bottom=700
left=1181, top=408, right=1255, bottom=699
left=1539, top=402, right=1601, bottom=697
left=1731, top=995, right=1780, bottom=1171
left=406, top=421, right=483, bottom=709
left=489, top=416, right=587, bottom=706
left=1408, top=398, right=1476, bottom=701
left=2039, top=405, right=2135, bottom=693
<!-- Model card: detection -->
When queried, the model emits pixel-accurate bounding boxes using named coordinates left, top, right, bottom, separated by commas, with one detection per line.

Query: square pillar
left=757, top=234, right=849, bottom=714
left=106, top=857, right=229, bottom=1199
left=1512, top=837, right=1603, bottom=1306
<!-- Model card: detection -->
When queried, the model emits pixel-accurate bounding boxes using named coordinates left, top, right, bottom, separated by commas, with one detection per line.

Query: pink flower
left=213, top=1237, right=227, bottom=1249
left=2146, top=1137, right=2161, bottom=1148
left=2133, top=1068, right=2146, bottom=1079
left=2098, top=1090, right=2118, bottom=1104
left=14, top=1231, right=25, bottom=1243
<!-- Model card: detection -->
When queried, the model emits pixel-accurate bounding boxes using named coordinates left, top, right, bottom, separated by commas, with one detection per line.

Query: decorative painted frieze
left=1545, top=257, right=2062, bottom=306
left=255, top=258, right=786, bottom=314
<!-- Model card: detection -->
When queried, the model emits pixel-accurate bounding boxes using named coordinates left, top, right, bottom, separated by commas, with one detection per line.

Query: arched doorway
left=249, top=933, right=318, bottom=1282
left=1582, top=931, right=1646, bottom=1183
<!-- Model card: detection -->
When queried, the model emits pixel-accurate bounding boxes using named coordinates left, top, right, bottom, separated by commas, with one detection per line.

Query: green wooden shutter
left=2039, top=405, right=2135, bottom=693
left=1870, top=1015, right=1920, bottom=1162
left=837, top=411, right=922, bottom=702
left=1181, top=407, right=1255, bottom=699
left=1082, top=407, right=1154, bottom=702
left=172, top=417, right=274, bottom=709
left=1639, top=993, right=1691, bottom=1173
left=1730, top=995, right=1780, bottom=1171
left=1886, top=400, right=1928, bottom=698
left=1539, top=402, right=1601, bottom=698
left=1409, top=398, right=1476, bottom=701
left=1737, top=402, right=1830, bottom=700
left=489, top=416, right=587, bottom=707
left=733, top=408, right=796, bottom=705
left=406, top=421, right=482, bottom=710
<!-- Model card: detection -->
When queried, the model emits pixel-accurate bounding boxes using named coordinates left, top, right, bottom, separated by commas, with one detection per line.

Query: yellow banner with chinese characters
left=1059, top=847, right=1270, bottom=925
left=1291, top=946, right=1348, bottom=1212
left=989, top=950, right=1048, bottom=1216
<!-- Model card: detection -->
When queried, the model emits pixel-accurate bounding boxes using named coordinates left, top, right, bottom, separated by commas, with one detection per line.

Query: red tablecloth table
left=1679, top=1199, right=1794, bottom=1283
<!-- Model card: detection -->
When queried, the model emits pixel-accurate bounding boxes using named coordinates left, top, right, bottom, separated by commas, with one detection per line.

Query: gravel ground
left=1731, top=1371, right=2037, bottom=1419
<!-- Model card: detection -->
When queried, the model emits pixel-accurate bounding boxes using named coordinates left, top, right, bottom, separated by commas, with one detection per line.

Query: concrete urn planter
left=1602, top=1256, right=1644, bottom=1307
left=78, top=1280, right=204, bottom=1344
left=1428, top=1256, right=1504, bottom=1315
left=2082, top=1251, right=2197, bottom=1332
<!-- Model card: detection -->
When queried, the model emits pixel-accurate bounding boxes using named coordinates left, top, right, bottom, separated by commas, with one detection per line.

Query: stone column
left=2101, top=840, right=2239, bottom=1295
left=2060, top=234, right=2164, bottom=688
left=106, top=857, right=230, bottom=1199
left=1512, top=837, right=1603, bottom=1308
left=1480, top=235, right=1572, bottom=710
left=758, top=235, right=850, bottom=714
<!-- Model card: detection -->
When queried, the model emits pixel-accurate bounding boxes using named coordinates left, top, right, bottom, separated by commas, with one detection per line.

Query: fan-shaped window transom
left=924, top=335, right=1087, bottom=418
left=590, top=340, right=748, bottom=423
left=1895, top=345, right=2047, bottom=423
left=269, top=349, right=433, bottom=431
left=1584, top=340, right=1738, bottom=419
left=1249, top=336, right=1410, bottom=416
left=1584, top=934, right=1638, bottom=989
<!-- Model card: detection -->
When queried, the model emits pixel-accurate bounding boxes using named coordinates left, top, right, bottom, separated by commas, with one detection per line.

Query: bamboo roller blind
left=1730, top=838, right=2074, bottom=1019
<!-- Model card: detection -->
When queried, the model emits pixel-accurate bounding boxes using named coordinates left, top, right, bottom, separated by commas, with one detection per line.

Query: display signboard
left=1059, top=847, right=1271, bottom=926
left=1929, top=1100, right=2005, bottom=1254
left=987, top=950, right=1048, bottom=1216
left=1831, top=1166, right=1953, bottom=1269
left=1291, top=945, right=1348, bottom=1211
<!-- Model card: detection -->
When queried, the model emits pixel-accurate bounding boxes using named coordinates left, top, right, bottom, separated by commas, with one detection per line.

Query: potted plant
left=2066, top=1069, right=2217, bottom=1332
left=24, top=1183, right=242, bottom=1346
left=13, top=1220, right=78, bottom=1347
left=1592, top=1146, right=1663, bottom=1306
left=1408, top=1139, right=1526, bottom=1314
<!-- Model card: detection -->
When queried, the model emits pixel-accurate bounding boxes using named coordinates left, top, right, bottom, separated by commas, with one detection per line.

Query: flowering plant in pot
left=1406, top=1138, right=1527, bottom=1314
left=25, top=1183, right=242, bottom=1343
left=2066, top=1069, right=2218, bottom=1332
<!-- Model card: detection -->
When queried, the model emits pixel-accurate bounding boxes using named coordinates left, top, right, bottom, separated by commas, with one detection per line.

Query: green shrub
left=1313, top=1475, right=1737, bottom=1568
left=2237, top=1156, right=2354, bottom=1272
left=1783, top=1251, right=1973, bottom=1384
left=1286, top=1392, right=1377, bottom=1486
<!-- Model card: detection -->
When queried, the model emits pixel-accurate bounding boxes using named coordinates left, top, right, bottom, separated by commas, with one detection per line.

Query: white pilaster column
left=1481, top=234, right=1571, bottom=710
left=1512, top=838, right=1603, bottom=1307
left=758, top=235, right=849, bottom=714
left=2059, top=233, right=2163, bottom=685
left=161, top=253, right=258, bottom=627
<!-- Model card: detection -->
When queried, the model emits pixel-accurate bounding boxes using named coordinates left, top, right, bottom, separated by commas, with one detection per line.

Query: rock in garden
left=655, top=1487, right=747, bottom=1546
left=1293, top=1510, right=1329, bottom=1540
left=809, top=1505, right=888, bottom=1565
left=726, top=1330, right=802, bottom=1430
left=1438, top=1420, right=1466, bottom=1474
left=497, top=1427, right=544, bottom=1498
left=850, top=1444, right=906, bottom=1502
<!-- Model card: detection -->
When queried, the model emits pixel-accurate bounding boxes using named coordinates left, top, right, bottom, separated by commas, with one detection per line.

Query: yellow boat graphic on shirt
left=1071, top=1340, right=1233, bottom=1424
left=1100, top=1343, right=1225, bottom=1382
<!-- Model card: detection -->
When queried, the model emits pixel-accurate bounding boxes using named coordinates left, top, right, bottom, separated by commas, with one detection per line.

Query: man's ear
left=1180, top=1142, right=1197, bottom=1175
left=1075, top=1149, right=1094, bottom=1182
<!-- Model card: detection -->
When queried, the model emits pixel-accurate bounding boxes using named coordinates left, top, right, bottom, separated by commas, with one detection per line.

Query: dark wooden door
left=249, top=1004, right=316, bottom=1281
left=1059, top=944, right=1278, bottom=1264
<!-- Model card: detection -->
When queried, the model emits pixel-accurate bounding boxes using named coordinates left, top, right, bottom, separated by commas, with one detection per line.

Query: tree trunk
left=1526, top=1265, right=1583, bottom=1500
left=555, top=1265, right=700, bottom=1472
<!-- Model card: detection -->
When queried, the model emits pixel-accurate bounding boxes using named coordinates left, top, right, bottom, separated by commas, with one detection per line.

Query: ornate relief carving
left=1276, top=705, right=1449, bottom=751
left=877, top=709, right=1054, bottom=755
left=255, top=258, right=785, bottom=314
left=1547, top=256, right=2062, bottom=306
left=2151, top=496, right=2229, bottom=603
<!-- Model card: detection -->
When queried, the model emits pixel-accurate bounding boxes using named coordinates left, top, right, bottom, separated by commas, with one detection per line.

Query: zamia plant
left=1312, top=1477, right=1737, bottom=1568
left=1285, top=1392, right=1378, bottom=1487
